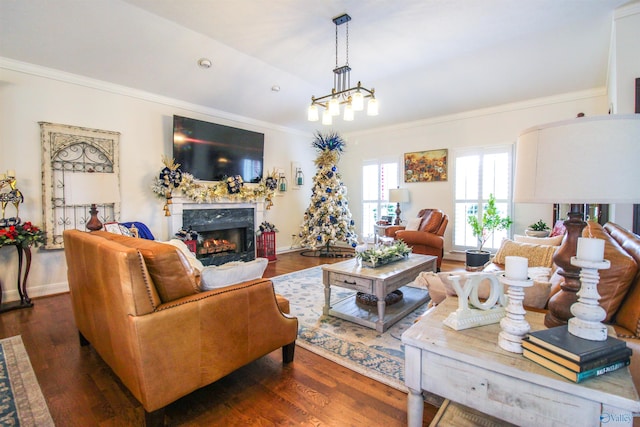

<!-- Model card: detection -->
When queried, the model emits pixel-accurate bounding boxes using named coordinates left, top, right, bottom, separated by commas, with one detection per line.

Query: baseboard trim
left=2, top=282, right=69, bottom=302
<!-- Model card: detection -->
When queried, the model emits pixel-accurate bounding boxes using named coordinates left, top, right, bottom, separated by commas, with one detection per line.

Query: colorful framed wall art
left=404, top=149, right=448, bottom=182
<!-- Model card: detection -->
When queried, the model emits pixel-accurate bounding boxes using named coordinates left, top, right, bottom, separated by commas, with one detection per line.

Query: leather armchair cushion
left=420, top=210, right=444, bottom=233
left=395, top=230, right=443, bottom=247
left=493, top=239, right=557, bottom=268
left=93, top=231, right=200, bottom=303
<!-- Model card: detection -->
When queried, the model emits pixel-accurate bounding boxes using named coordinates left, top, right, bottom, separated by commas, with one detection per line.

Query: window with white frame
left=453, top=145, right=513, bottom=251
left=362, top=160, right=400, bottom=241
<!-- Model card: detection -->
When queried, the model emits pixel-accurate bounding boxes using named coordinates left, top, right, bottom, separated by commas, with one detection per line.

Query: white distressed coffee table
left=402, top=298, right=640, bottom=427
left=322, top=254, right=436, bottom=333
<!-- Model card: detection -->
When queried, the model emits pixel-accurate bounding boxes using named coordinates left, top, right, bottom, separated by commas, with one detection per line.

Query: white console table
left=402, top=298, right=640, bottom=427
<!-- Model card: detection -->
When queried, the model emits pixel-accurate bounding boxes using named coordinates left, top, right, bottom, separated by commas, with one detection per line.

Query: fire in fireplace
left=183, top=207, right=255, bottom=266
left=200, top=238, right=237, bottom=255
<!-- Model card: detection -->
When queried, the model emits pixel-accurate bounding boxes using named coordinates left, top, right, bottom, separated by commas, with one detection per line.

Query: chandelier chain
left=346, top=20, right=349, bottom=66
left=335, top=24, right=338, bottom=68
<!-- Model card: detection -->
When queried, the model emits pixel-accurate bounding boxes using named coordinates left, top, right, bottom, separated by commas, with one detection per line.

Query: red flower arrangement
left=0, top=222, right=46, bottom=247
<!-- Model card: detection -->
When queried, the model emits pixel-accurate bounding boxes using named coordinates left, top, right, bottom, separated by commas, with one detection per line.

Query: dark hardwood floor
left=0, top=251, right=461, bottom=426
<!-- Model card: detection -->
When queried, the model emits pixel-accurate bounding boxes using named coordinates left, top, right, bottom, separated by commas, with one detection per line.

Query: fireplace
left=183, top=207, right=255, bottom=266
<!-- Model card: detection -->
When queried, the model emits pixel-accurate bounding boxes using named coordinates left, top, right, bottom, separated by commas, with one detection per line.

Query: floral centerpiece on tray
left=356, top=240, right=412, bottom=268
left=0, top=222, right=46, bottom=248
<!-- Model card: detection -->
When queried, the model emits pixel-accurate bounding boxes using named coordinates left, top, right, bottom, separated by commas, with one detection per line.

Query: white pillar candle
left=576, top=237, right=605, bottom=262
left=505, top=256, right=528, bottom=280
left=0, top=173, right=6, bottom=180
left=7, top=170, right=15, bottom=177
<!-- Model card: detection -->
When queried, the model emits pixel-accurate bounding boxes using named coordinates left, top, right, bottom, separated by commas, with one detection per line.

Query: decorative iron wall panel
left=40, top=122, right=120, bottom=249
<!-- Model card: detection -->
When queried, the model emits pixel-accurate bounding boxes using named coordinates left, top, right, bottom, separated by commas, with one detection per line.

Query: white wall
left=343, top=90, right=610, bottom=261
left=612, top=2, right=640, bottom=114
left=0, top=62, right=315, bottom=301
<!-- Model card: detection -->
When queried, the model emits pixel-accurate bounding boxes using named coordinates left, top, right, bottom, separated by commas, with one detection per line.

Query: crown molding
left=615, top=1, right=640, bottom=19
left=0, top=57, right=308, bottom=137
left=346, top=87, right=608, bottom=137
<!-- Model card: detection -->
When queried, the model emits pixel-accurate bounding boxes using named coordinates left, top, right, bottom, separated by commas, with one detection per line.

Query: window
left=362, top=160, right=399, bottom=241
left=453, top=145, right=512, bottom=251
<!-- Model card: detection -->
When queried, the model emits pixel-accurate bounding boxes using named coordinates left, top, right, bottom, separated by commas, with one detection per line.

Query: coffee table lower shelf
left=430, top=399, right=516, bottom=427
left=328, top=285, right=429, bottom=332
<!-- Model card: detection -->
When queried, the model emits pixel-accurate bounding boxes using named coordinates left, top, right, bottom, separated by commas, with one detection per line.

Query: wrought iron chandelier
left=307, top=14, right=378, bottom=125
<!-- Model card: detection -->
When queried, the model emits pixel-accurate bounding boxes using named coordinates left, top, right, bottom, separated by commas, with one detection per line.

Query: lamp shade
left=389, top=188, right=410, bottom=203
left=514, top=115, right=640, bottom=204
left=65, top=172, right=120, bottom=205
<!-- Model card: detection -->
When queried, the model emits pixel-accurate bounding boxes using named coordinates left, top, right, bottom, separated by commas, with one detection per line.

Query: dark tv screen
left=173, top=115, right=264, bottom=183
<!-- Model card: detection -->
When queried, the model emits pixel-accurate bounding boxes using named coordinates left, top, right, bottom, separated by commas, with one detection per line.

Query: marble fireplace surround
left=169, top=198, right=265, bottom=266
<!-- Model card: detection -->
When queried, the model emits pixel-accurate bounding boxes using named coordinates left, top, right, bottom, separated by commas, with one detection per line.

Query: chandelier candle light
left=498, top=256, right=533, bottom=353
left=569, top=237, right=610, bottom=341
left=307, top=14, right=378, bottom=125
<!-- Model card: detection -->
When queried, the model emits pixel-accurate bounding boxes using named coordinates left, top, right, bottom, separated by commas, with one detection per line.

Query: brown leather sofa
left=385, top=208, right=448, bottom=269
left=595, top=222, right=640, bottom=391
left=63, top=230, right=298, bottom=426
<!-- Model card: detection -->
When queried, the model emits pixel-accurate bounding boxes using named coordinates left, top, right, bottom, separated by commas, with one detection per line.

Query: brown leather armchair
left=385, top=208, right=448, bottom=270
left=63, top=230, right=297, bottom=425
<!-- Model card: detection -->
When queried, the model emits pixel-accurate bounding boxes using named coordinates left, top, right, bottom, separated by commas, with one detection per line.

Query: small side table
left=0, top=242, right=34, bottom=313
left=373, top=223, right=392, bottom=244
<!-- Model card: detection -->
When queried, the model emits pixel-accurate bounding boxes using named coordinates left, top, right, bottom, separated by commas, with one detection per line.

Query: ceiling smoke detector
left=197, top=58, right=212, bottom=69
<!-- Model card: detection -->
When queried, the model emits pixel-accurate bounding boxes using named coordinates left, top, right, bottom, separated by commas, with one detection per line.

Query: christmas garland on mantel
left=151, top=157, right=278, bottom=214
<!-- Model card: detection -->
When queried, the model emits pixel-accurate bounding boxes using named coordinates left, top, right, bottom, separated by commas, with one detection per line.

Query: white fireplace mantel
left=168, top=197, right=265, bottom=237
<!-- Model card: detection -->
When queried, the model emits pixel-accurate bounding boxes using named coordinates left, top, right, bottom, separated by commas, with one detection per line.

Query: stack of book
left=522, top=325, right=632, bottom=383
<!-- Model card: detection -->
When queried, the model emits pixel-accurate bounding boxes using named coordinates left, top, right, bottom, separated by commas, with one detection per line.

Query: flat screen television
left=173, top=115, right=264, bottom=183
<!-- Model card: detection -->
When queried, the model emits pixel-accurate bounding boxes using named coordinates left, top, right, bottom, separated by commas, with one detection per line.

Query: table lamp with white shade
left=389, top=188, right=410, bottom=226
left=65, top=172, right=120, bottom=231
left=514, top=114, right=640, bottom=329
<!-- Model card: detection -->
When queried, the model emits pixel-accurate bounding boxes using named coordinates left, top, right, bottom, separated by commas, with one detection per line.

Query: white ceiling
left=0, top=0, right=633, bottom=133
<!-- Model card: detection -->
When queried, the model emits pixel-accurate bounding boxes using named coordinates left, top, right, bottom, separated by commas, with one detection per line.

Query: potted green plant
left=466, top=194, right=512, bottom=270
left=525, top=219, right=550, bottom=237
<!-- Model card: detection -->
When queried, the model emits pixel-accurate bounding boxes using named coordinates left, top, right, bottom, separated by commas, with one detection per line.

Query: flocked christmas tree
left=298, top=132, right=358, bottom=253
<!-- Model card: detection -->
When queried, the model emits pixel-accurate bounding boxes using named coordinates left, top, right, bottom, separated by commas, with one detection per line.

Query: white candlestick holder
left=568, top=256, right=610, bottom=341
left=498, top=274, right=533, bottom=353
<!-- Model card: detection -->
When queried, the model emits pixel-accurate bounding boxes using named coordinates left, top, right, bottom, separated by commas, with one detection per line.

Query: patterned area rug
left=272, top=265, right=432, bottom=392
left=0, top=335, right=55, bottom=426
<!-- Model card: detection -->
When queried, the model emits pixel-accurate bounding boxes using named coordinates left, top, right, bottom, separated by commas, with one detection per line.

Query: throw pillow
left=161, top=239, right=205, bottom=272
left=413, top=271, right=448, bottom=305
left=405, top=217, right=422, bottom=231
left=493, top=239, right=557, bottom=268
left=550, top=220, right=567, bottom=237
left=514, top=234, right=563, bottom=246
left=200, top=258, right=269, bottom=290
